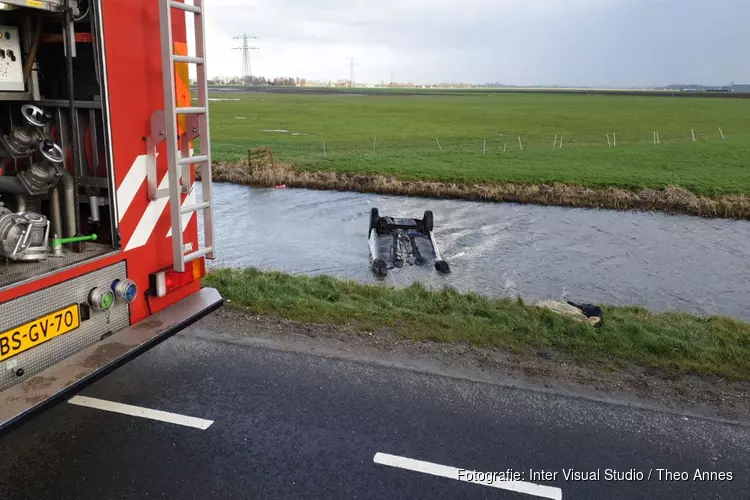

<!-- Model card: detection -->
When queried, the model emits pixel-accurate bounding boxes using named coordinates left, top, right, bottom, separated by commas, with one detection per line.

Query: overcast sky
left=192, top=0, right=749, bottom=87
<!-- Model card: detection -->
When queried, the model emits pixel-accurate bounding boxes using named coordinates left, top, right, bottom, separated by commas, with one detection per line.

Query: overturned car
left=367, top=208, right=450, bottom=278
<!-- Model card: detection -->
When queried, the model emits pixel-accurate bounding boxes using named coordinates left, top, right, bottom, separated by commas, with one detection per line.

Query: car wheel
left=370, top=208, right=379, bottom=235
left=422, top=210, right=434, bottom=232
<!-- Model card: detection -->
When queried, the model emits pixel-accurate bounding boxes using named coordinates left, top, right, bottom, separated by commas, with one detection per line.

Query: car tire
left=372, top=259, right=388, bottom=278
left=435, top=260, right=451, bottom=274
left=370, top=208, right=379, bottom=235
left=422, top=210, right=434, bottom=233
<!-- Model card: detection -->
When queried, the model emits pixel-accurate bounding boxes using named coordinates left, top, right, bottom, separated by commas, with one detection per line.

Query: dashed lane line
left=374, top=452, right=563, bottom=500
left=68, top=396, right=214, bottom=430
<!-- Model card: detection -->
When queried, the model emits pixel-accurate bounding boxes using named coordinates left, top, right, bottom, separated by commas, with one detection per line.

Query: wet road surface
left=1, top=326, right=747, bottom=500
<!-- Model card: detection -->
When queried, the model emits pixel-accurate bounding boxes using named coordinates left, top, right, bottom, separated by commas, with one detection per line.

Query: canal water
left=198, top=182, right=750, bottom=321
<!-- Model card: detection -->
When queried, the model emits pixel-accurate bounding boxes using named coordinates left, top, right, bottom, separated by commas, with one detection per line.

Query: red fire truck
left=0, top=0, right=222, bottom=434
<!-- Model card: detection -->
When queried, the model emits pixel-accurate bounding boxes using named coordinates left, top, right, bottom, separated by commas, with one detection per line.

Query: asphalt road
left=1, top=326, right=748, bottom=500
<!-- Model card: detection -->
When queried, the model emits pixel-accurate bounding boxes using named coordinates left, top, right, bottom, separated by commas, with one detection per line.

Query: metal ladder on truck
left=149, top=0, right=215, bottom=273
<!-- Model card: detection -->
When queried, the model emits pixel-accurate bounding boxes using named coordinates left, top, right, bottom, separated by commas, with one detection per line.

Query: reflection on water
left=198, top=182, right=750, bottom=321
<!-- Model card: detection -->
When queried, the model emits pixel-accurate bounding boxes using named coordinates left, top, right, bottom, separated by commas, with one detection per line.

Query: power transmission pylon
left=345, top=56, right=358, bottom=88
left=233, top=34, right=259, bottom=81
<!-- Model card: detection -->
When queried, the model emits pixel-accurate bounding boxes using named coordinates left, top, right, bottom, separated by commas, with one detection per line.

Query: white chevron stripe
left=166, top=184, right=196, bottom=238
left=116, top=154, right=158, bottom=223
left=125, top=172, right=170, bottom=251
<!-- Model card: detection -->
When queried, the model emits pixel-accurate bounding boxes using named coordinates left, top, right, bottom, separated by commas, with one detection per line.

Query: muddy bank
left=193, top=308, right=750, bottom=422
left=199, top=151, right=750, bottom=220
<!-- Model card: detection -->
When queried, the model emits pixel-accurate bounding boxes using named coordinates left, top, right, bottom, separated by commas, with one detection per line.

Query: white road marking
left=68, top=396, right=213, bottom=430
left=373, top=453, right=563, bottom=500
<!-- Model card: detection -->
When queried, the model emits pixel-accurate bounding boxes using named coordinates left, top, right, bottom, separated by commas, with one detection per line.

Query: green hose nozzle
left=51, top=234, right=97, bottom=247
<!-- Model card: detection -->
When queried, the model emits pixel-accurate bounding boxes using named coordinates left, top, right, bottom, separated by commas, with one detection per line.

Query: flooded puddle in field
left=197, top=182, right=750, bottom=321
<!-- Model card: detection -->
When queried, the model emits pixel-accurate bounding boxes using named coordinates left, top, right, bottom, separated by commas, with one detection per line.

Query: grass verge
left=203, top=268, right=750, bottom=380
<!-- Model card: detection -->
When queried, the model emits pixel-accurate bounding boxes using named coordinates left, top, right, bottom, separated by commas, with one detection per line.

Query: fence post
left=435, top=137, right=442, bottom=153
left=518, top=136, right=523, bottom=152
left=323, top=140, right=327, bottom=157
left=483, top=138, right=486, bottom=155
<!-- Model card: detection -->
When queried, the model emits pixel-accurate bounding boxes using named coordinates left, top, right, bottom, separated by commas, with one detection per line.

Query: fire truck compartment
left=0, top=240, right=112, bottom=289
left=0, top=3, right=118, bottom=291
left=0, top=1, right=73, bottom=14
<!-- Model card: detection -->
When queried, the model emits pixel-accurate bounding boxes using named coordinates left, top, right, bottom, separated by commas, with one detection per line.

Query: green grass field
left=205, top=268, right=750, bottom=379
left=207, top=91, right=750, bottom=197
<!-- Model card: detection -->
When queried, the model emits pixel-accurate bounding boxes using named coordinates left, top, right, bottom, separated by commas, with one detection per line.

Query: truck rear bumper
left=0, top=287, right=223, bottom=436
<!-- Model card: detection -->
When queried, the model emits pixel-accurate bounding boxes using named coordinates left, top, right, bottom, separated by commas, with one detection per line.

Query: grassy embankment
left=204, top=268, right=750, bottom=380
left=203, top=91, right=750, bottom=218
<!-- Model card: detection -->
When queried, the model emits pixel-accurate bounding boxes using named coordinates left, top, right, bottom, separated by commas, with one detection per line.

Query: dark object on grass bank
left=568, top=301, right=604, bottom=327
left=367, top=207, right=450, bottom=279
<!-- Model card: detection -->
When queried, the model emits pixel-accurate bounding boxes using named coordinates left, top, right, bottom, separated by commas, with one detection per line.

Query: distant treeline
left=207, top=76, right=306, bottom=87
left=197, top=84, right=750, bottom=99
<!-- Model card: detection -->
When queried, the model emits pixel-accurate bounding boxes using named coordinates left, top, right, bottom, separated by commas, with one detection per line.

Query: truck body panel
left=0, top=0, right=220, bottom=432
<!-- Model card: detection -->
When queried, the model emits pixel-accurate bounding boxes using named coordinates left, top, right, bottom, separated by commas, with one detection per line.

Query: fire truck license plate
left=0, top=305, right=81, bottom=363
